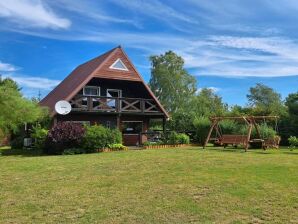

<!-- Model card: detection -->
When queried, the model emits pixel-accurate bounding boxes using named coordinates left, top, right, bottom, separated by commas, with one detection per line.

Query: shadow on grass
left=0, top=147, right=44, bottom=157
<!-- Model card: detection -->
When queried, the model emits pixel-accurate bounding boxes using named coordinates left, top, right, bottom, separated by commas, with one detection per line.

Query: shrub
left=176, top=133, right=190, bottom=144
left=143, top=141, right=163, bottom=146
left=108, top=143, right=128, bottom=151
left=10, top=135, right=24, bottom=149
left=45, top=122, right=85, bottom=154
left=193, top=117, right=211, bottom=145
left=106, top=128, right=122, bottom=145
left=288, top=136, right=298, bottom=148
left=251, top=124, right=276, bottom=139
left=221, top=120, right=238, bottom=134
left=82, top=125, right=122, bottom=152
left=31, top=125, right=48, bottom=150
left=81, top=125, right=107, bottom=152
left=167, top=131, right=179, bottom=145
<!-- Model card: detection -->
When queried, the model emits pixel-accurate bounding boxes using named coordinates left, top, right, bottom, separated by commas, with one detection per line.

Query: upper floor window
left=83, top=86, right=100, bottom=96
left=109, top=58, right=128, bottom=71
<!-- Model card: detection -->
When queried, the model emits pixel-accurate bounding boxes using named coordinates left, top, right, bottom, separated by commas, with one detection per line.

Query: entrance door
left=107, top=89, right=122, bottom=109
left=122, top=121, right=143, bottom=146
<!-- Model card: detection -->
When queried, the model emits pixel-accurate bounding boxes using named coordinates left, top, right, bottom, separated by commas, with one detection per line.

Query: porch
left=70, top=95, right=163, bottom=115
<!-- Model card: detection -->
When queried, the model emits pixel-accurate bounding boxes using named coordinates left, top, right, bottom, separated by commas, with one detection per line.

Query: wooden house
left=40, top=46, right=169, bottom=146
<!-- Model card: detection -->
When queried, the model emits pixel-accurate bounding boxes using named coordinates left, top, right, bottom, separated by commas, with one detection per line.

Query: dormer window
left=83, top=86, right=100, bottom=96
left=109, top=58, right=128, bottom=71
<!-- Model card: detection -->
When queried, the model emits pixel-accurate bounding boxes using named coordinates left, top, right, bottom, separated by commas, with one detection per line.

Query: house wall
left=76, top=78, right=152, bottom=99
left=55, top=113, right=151, bottom=146
left=56, top=113, right=118, bottom=128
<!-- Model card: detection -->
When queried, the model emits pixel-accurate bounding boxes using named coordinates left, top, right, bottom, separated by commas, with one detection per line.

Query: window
left=83, top=86, right=100, bottom=96
left=109, top=59, right=128, bottom=71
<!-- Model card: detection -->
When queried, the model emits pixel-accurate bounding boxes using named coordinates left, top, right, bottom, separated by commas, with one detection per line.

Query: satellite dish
left=55, top=100, right=71, bottom=115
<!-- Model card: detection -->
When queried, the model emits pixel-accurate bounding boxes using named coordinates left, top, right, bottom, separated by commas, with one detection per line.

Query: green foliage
left=10, top=136, right=24, bottom=150
left=192, top=88, right=227, bottom=117
left=82, top=125, right=122, bottom=152
left=149, top=51, right=197, bottom=113
left=31, top=125, right=48, bottom=150
left=220, top=120, right=238, bottom=134
left=252, top=124, right=276, bottom=139
left=176, top=133, right=190, bottom=144
left=106, top=128, right=122, bottom=145
left=288, top=136, right=298, bottom=148
left=143, top=141, right=162, bottom=146
left=165, top=131, right=190, bottom=144
left=247, top=83, right=286, bottom=116
left=82, top=125, right=107, bottom=152
left=0, top=77, right=48, bottom=133
left=193, top=117, right=211, bottom=145
left=107, top=144, right=128, bottom=151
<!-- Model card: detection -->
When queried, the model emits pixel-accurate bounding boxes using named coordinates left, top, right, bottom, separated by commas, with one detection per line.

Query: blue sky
left=0, top=0, right=298, bottom=106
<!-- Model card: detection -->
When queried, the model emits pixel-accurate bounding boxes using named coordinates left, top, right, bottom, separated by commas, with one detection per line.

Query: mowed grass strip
left=0, top=147, right=297, bottom=223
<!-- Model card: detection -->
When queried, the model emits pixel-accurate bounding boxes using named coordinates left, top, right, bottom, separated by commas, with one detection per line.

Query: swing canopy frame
left=203, top=115, right=279, bottom=151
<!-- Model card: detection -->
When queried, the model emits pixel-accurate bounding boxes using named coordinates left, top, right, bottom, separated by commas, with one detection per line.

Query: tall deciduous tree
left=0, top=77, right=47, bottom=133
left=193, top=88, right=227, bottom=117
left=149, top=51, right=197, bottom=113
left=247, top=83, right=285, bottom=116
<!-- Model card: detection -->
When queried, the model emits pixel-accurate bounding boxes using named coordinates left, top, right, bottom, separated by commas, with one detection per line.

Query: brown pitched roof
left=40, top=46, right=169, bottom=118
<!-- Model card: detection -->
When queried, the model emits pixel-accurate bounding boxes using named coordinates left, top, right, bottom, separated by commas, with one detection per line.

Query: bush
left=143, top=141, right=163, bottom=146
left=10, top=135, right=24, bottom=149
left=288, top=136, right=298, bottom=148
left=31, top=125, right=48, bottom=150
left=176, top=133, right=190, bottom=144
left=221, top=120, right=238, bottom=134
left=167, top=131, right=179, bottom=144
left=193, top=117, right=211, bottom=145
left=106, top=128, right=122, bottom=145
left=45, top=122, right=85, bottom=154
left=165, top=131, right=190, bottom=145
left=251, top=124, right=276, bottom=139
left=82, top=125, right=122, bottom=152
left=108, top=143, right=128, bottom=151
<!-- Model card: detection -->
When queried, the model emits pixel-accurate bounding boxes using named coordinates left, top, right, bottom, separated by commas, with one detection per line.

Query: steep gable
left=40, top=46, right=169, bottom=118
left=94, top=47, right=142, bottom=81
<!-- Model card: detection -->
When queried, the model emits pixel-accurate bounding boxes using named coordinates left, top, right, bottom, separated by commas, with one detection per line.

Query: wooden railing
left=70, top=95, right=161, bottom=113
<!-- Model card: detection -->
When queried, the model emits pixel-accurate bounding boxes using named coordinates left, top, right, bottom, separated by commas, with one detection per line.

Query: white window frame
left=83, top=86, right=100, bottom=96
left=109, top=58, right=129, bottom=71
left=106, top=89, right=122, bottom=98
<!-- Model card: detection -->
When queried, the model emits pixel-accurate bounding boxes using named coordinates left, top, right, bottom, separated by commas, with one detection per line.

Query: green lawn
left=0, top=147, right=297, bottom=223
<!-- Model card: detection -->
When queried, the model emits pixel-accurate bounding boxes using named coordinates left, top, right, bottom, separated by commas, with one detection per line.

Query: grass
left=0, top=146, right=297, bottom=223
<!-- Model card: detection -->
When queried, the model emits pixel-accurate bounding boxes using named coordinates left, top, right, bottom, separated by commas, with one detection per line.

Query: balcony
left=70, top=95, right=162, bottom=114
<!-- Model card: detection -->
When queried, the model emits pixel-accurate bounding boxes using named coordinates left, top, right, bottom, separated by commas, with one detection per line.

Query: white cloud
left=3, top=74, right=60, bottom=90
left=0, top=61, right=19, bottom=72
left=0, top=0, right=71, bottom=29
left=197, top=87, right=220, bottom=93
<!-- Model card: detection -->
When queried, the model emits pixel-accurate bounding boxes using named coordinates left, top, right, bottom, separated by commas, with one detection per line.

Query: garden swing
left=203, top=116, right=279, bottom=151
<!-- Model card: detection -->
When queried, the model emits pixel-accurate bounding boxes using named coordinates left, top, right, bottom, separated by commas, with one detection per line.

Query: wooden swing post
left=203, top=118, right=219, bottom=149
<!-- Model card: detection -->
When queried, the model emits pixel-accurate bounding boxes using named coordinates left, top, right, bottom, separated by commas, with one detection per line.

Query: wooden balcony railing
left=70, top=95, right=161, bottom=113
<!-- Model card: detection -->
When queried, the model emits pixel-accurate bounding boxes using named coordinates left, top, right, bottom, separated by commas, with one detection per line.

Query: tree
left=0, top=77, right=47, bottom=133
left=247, top=83, right=286, bottom=116
left=149, top=51, right=197, bottom=113
left=285, top=92, right=298, bottom=116
left=282, top=92, right=298, bottom=139
left=192, top=88, right=227, bottom=117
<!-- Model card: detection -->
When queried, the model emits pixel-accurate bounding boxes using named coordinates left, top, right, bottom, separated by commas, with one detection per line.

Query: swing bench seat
left=219, top=135, right=247, bottom=146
